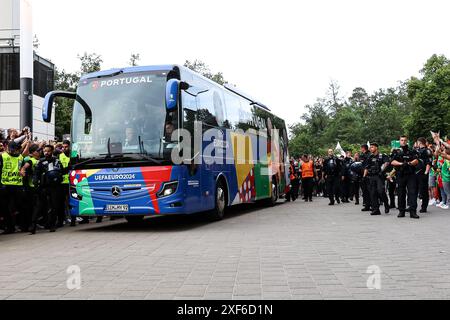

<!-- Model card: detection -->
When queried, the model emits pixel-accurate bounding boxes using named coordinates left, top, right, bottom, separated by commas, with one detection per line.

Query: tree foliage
left=129, top=53, right=140, bottom=66
left=54, top=53, right=103, bottom=138
left=405, top=54, right=450, bottom=139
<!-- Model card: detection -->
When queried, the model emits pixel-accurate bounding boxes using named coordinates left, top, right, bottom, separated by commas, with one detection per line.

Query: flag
left=335, top=141, right=346, bottom=157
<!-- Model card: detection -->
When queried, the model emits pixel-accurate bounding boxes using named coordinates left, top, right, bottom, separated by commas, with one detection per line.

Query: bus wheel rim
left=217, top=187, right=225, bottom=212
left=272, top=183, right=277, bottom=201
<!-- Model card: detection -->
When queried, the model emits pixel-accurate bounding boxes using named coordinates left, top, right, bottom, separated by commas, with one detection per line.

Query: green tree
left=326, top=80, right=344, bottom=116
left=348, top=87, right=370, bottom=113
left=54, top=69, right=79, bottom=138
left=288, top=100, right=330, bottom=156
left=77, top=52, right=103, bottom=74
left=405, top=54, right=450, bottom=139
left=322, top=106, right=364, bottom=146
left=54, top=52, right=103, bottom=139
left=129, top=53, right=140, bottom=66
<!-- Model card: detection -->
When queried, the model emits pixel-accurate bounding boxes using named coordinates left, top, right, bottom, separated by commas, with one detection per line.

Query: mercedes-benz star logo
left=111, top=186, right=121, bottom=197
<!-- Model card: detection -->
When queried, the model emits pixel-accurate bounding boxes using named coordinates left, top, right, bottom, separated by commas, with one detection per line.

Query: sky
left=32, top=0, right=450, bottom=127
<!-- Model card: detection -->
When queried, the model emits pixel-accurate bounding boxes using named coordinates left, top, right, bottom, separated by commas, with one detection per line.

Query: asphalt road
left=1, top=196, right=450, bottom=300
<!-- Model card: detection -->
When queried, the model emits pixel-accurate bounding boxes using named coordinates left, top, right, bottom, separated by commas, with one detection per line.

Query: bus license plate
left=105, top=204, right=129, bottom=212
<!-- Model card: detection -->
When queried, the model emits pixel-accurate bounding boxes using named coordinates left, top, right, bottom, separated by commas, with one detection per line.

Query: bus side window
left=196, top=90, right=218, bottom=130
left=183, top=108, right=196, bottom=158
left=223, top=92, right=240, bottom=129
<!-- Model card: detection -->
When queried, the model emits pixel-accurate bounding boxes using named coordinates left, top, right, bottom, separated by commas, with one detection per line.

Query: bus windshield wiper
left=97, top=152, right=163, bottom=165
left=120, top=152, right=163, bottom=165
left=72, top=156, right=106, bottom=169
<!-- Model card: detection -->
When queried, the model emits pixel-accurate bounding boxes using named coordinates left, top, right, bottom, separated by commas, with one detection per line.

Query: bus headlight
left=157, top=181, right=178, bottom=198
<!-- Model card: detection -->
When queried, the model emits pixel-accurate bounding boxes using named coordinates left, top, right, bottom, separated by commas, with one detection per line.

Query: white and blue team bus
left=42, top=65, right=290, bottom=222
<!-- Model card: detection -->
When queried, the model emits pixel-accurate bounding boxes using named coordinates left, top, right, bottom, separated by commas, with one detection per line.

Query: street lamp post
left=20, top=0, right=33, bottom=132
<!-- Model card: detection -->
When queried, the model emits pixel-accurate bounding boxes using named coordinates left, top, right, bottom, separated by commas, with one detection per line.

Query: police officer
left=0, top=140, right=29, bottom=234
left=415, top=137, right=432, bottom=213
left=391, top=135, right=420, bottom=219
left=341, top=151, right=353, bottom=203
left=33, top=144, right=64, bottom=232
left=385, top=153, right=397, bottom=209
left=286, top=159, right=299, bottom=202
left=364, top=143, right=390, bottom=215
left=359, top=144, right=371, bottom=211
left=323, top=148, right=342, bottom=205
left=20, top=144, right=42, bottom=234
left=58, top=140, right=71, bottom=227
left=349, top=153, right=363, bottom=205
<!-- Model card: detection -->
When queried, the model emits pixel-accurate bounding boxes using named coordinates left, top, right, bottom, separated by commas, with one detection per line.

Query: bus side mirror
left=42, top=91, right=76, bottom=122
left=165, top=79, right=179, bottom=111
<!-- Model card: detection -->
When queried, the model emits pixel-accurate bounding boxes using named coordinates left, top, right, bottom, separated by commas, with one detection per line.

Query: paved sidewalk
left=1, top=197, right=450, bottom=300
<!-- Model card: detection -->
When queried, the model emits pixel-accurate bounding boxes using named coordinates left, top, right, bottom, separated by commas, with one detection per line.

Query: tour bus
left=42, top=65, right=290, bottom=222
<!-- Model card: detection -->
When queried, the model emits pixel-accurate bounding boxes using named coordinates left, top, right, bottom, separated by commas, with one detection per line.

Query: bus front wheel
left=210, top=180, right=227, bottom=221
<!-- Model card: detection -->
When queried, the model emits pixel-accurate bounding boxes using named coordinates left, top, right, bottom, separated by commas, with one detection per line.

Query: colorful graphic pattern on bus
left=69, top=166, right=174, bottom=215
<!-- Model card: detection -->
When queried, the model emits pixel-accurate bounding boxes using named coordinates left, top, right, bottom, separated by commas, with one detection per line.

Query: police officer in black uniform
left=33, top=144, right=65, bottom=232
left=415, top=137, right=432, bottom=213
left=349, top=154, right=363, bottom=205
left=286, top=159, right=299, bottom=202
left=323, top=148, right=342, bottom=205
left=341, top=151, right=353, bottom=203
left=385, top=154, right=397, bottom=209
left=390, top=135, right=420, bottom=219
left=359, top=144, right=371, bottom=212
left=364, top=143, right=390, bottom=215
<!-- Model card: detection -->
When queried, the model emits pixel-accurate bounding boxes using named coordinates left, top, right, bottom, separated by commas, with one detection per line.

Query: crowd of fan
left=0, top=127, right=115, bottom=235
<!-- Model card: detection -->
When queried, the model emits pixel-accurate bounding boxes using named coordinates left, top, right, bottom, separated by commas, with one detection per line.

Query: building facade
left=1, top=0, right=56, bottom=141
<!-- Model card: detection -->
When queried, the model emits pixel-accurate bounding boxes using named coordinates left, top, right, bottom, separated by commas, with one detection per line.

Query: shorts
left=429, top=175, right=436, bottom=187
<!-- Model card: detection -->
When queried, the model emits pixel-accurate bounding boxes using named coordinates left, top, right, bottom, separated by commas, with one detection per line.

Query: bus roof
left=80, top=64, right=271, bottom=112
left=79, top=65, right=175, bottom=81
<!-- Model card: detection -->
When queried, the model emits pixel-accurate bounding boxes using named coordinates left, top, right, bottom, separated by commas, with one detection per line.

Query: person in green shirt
left=57, top=140, right=71, bottom=228
left=428, top=153, right=437, bottom=206
left=437, top=146, right=450, bottom=209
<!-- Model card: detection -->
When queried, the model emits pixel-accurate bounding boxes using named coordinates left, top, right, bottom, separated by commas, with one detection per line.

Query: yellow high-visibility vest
left=59, top=153, right=70, bottom=184
left=1, top=153, right=24, bottom=186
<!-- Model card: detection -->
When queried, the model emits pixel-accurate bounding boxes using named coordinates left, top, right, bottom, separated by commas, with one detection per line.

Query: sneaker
left=436, top=202, right=442, bottom=207
left=429, top=199, right=436, bottom=206
left=441, top=204, right=449, bottom=210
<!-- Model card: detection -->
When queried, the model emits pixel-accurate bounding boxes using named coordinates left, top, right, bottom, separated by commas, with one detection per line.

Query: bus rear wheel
left=210, top=180, right=227, bottom=221
left=125, top=216, right=144, bottom=224
left=265, top=179, right=278, bottom=206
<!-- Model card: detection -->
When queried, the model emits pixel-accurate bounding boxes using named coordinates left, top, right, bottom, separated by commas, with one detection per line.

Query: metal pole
left=20, top=0, right=33, bottom=132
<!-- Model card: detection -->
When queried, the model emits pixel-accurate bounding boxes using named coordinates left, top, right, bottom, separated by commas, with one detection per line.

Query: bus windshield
left=71, top=70, right=177, bottom=161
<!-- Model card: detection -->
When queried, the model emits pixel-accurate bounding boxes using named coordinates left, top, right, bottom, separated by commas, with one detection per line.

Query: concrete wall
left=0, top=0, right=20, bottom=45
left=0, top=90, right=55, bottom=141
